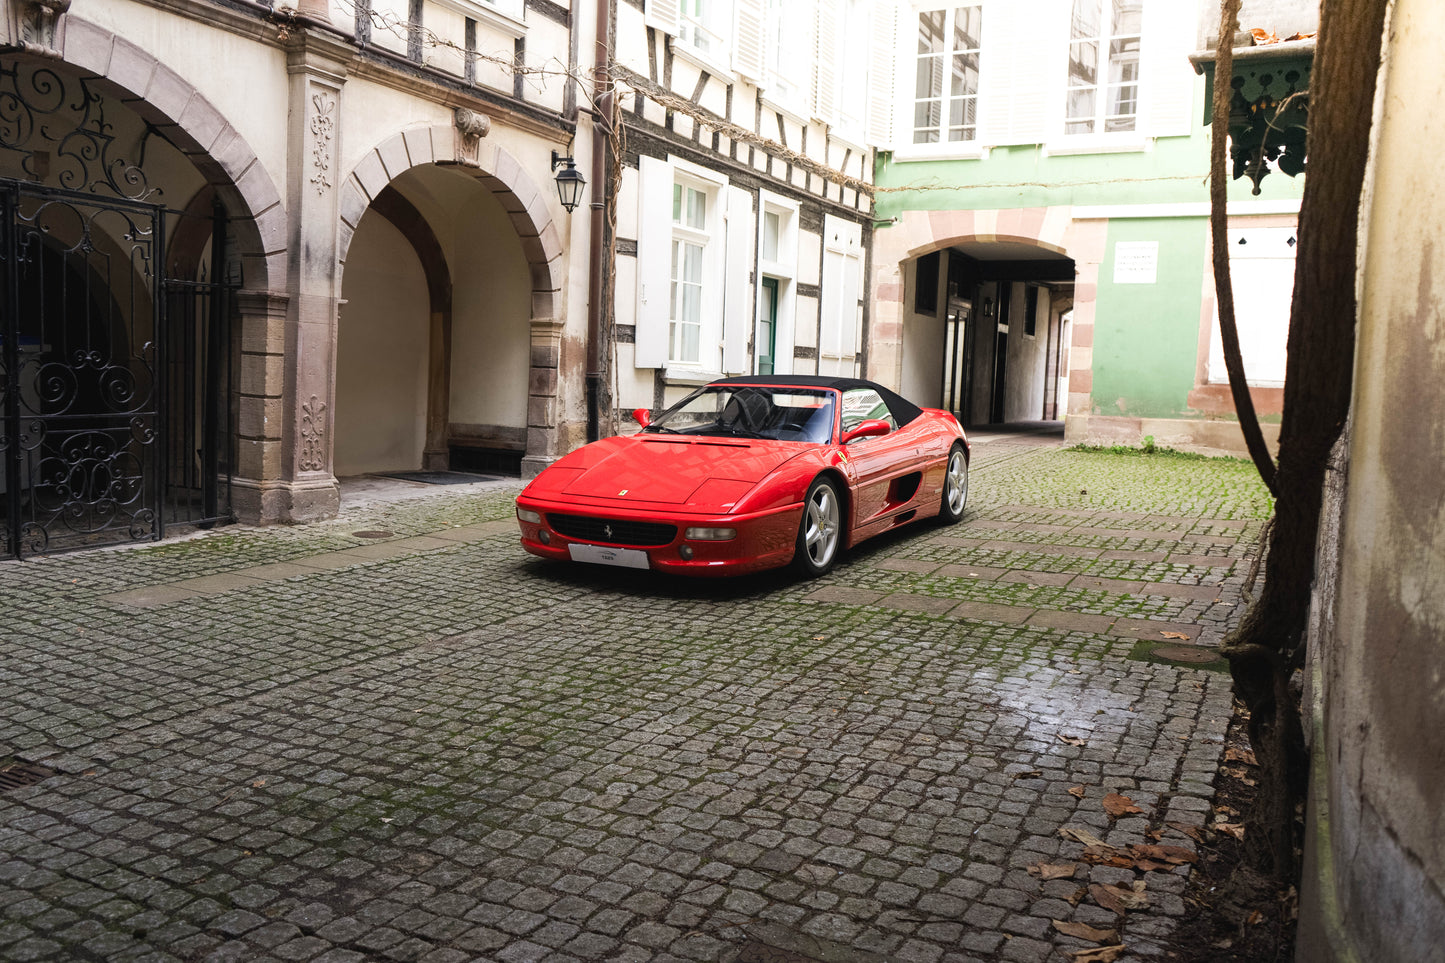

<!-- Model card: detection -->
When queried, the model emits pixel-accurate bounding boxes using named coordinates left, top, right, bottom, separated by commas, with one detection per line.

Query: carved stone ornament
left=309, top=90, right=336, bottom=194
left=452, top=107, right=490, bottom=167
left=19, top=0, right=71, bottom=56
left=299, top=395, right=328, bottom=472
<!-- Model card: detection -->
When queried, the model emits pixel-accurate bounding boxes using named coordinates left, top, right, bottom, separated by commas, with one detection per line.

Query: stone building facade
left=0, top=0, right=597, bottom=555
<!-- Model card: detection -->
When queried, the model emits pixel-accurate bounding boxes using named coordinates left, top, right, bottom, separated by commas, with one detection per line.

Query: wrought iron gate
left=0, top=183, right=234, bottom=558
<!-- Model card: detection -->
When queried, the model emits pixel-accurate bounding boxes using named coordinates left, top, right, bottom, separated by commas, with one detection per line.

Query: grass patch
left=1069, top=435, right=1249, bottom=462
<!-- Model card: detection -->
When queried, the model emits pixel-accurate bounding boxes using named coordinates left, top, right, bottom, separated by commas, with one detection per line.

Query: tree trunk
left=1217, top=0, right=1391, bottom=879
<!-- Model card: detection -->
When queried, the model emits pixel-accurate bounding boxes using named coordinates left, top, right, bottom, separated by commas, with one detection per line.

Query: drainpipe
left=586, top=0, right=612, bottom=443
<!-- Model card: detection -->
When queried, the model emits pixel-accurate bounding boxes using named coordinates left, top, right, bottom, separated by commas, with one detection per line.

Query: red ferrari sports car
left=515, top=376, right=969, bottom=577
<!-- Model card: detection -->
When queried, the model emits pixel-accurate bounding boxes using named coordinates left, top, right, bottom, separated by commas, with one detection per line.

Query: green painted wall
left=1092, top=217, right=1209, bottom=418
left=875, top=134, right=1303, bottom=219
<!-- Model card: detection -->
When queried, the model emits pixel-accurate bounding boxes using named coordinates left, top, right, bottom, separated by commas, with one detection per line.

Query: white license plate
left=567, top=543, right=651, bottom=569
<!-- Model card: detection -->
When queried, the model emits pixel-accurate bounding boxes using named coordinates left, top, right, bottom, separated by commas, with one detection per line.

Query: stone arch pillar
left=47, top=14, right=294, bottom=523
left=337, top=117, right=567, bottom=480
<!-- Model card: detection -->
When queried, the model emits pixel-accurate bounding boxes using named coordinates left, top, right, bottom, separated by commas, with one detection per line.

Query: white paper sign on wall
left=1113, top=241, right=1159, bottom=284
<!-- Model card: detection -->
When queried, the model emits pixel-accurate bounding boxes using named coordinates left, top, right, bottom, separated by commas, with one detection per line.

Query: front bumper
left=515, top=495, right=802, bottom=576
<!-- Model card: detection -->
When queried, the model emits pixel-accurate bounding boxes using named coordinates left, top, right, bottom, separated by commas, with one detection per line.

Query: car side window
left=840, top=389, right=898, bottom=435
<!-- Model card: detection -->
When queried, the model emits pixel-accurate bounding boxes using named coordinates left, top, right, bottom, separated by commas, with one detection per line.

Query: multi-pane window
left=913, top=6, right=983, bottom=144
left=1065, top=0, right=1142, bottom=134
left=679, top=0, right=730, bottom=60
left=670, top=182, right=709, bottom=364
left=764, top=0, right=809, bottom=106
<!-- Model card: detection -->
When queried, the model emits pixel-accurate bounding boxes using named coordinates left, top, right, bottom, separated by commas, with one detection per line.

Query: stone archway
left=870, top=207, right=1108, bottom=428
left=50, top=15, right=294, bottom=524
left=337, top=121, right=566, bottom=477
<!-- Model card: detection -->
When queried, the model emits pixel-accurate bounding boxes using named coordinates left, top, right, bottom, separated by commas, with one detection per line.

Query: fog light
left=517, top=507, right=541, bottom=524
left=684, top=527, right=737, bottom=541
left=538, top=529, right=551, bottom=544
left=679, top=544, right=694, bottom=560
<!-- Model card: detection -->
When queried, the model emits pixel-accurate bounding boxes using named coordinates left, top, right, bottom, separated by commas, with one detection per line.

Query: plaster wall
left=1002, top=283, right=1049, bottom=422
left=448, top=184, right=532, bottom=430
left=898, top=257, right=948, bottom=407
left=334, top=209, right=429, bottom=475
left=1298, top=0, right=1445, bottom=958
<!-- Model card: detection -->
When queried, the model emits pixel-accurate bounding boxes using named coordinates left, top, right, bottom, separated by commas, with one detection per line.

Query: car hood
left=536, top=435, right=809, bottom=509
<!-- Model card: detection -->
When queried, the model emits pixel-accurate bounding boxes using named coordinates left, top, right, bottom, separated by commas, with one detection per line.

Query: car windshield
left=643, top=386, right=837, bottom=443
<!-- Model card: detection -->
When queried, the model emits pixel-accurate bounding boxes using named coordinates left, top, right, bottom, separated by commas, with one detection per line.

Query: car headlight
left=685, top=527, right=736, bottom=541
left=517, top=508, right=542, bottom=524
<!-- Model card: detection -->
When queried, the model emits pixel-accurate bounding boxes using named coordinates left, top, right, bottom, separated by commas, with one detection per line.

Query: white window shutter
left=980, top=0, right=1052, bottom=146
left=1142, top=0, right=1200, bottom=137
left=634, top=156, right=672, bottom=368
left=645, top=0, right=679, bottom=35
left=722, top=186, right=753, bottom=375
left=813, top=0, right=838, bottom=123
left=867, top=0, right=897, bottom=147
left=734, top=0, right=765, bottom=82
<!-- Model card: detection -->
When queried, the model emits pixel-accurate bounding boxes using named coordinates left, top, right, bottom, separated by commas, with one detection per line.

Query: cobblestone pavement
left=0, top=440, right=1273, bottom=963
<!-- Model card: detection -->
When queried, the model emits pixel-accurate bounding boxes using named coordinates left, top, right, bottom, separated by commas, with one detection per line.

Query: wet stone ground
left=0, top=440, right=1272, bottom=962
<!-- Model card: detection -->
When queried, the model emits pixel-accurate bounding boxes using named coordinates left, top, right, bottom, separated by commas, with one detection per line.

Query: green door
left=758, top=277, right=779, bottom=375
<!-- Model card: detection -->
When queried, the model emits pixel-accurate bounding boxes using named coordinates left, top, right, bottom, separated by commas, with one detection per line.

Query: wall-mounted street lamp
left=551, top=150, right=586, bottom=213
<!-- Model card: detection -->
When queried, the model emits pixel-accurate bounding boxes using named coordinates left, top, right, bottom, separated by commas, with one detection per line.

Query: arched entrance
left=901, top=240, right=1075, bottom=428
left=0, top=51, right=273, bottom=557
left=335, top=128, right=565, bottom=482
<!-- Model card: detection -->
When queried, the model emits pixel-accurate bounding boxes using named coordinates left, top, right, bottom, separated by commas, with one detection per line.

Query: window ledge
left=889, top=143, right=989, bottom=163
left=1043, top=136, right=1152, bottom=157
left=430, top=0, right=526, bottom=38
left=672, top=44, right=734, bottom=85
left=664, top=366, right=726, bottom=386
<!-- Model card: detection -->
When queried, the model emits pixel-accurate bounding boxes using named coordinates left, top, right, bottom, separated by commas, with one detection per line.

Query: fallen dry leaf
left=1065, top=885, right=1089, bottom=906
left=1058, top=734, right=1086, bottom=746
left=1053, top=920, right=1119, bottom=943
left=1060, top=825, right=1107, bottom=848
left=1069, top=946, right=1126, bottom=963
left=1028, top=861, right=1080, bottom=880
left=1131, top=843, right=1196, bottom=865
left=1081, top=845, right=1134, bottom=868
left=1091, top=881, right=1150, bottom=914
left=1166, top=821, right=1207, bottom=843
left=1102, top=792, right=1144, bottom=817
left=252, top=779, right=266, bottom=788
left=1160, top=631, right=1191, bottom=640
left=1013, top=769, right=1043, bottom=780
left=1246, top=909, right=1265, bottom=926
left=1214, top=822, right=1246, bottom=840
left=1069, top=785, right=1087, bottom=798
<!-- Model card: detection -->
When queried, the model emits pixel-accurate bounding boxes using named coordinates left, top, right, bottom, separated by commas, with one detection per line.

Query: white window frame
left=430, top=0, right=526, bottom=36
left=667, top=164, right=726, bottom=372
left=1058, top=0, right=1144, bottom=145
left=910, top=4, right=984, bottom=147
left=890, top=2, right=989, bottom=162
left=761, top=0, right=813, bottom=118
left=756, top=190, right=800, bottom=376
left=676, top=0, right=735, bottom=74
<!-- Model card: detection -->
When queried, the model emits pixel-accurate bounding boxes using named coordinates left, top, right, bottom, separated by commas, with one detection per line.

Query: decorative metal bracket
left=1193, top=39, right=1313, bottom=195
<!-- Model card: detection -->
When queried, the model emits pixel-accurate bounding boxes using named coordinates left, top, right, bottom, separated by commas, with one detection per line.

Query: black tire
left=793, top=476, right=843, bottom=577
left=938, top=443, right=968, bottom=525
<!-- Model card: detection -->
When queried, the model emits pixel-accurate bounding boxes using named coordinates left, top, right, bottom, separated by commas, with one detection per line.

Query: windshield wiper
left=642, top=424, right=683, bottom=434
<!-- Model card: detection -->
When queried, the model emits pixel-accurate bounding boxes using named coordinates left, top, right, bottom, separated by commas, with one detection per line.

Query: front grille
left=547, top=514, right=677, bottom=546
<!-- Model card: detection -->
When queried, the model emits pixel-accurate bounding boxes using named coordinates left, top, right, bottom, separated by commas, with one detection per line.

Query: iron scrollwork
left=0, top=61, right=160, bottom=201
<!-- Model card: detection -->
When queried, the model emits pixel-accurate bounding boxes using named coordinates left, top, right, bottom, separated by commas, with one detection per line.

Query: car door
left=838, top=389, right=919, bottom=531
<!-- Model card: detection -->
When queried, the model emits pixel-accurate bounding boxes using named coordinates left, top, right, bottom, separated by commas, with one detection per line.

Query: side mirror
left=631, top=407, right=652, bottom=428
left=840, top=419, right=891, bottom=444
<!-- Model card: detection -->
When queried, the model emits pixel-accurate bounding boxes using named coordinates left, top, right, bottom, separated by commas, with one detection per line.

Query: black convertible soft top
left=713, top=375, right=925, bottom=427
